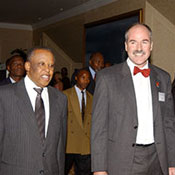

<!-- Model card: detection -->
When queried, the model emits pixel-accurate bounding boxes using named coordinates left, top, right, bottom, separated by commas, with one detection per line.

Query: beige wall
left=0, top=28, right=33, bottom=63
left=33, top=0, right=146, bottom=63
left=33, top=0, right=175, bottom=79
left=145, top=2, right=175, bottom=80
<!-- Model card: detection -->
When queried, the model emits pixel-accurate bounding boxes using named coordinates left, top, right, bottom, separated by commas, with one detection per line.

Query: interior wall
left=145, top=1, right=175, bottom=80
left=0, top=28, right=33, bottom=64
left=33, top=0, right=146, bottom=63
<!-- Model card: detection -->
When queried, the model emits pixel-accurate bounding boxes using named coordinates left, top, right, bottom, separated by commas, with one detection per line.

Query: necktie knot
left=34, top=88, right=43, bottom=95
left=133, top=66, right=150, bottom=77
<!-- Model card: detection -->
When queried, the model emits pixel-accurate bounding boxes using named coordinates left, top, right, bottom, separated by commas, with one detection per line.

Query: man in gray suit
left=0, top=46, right=67, bottom=175
left=91, top=23, right=175, bottom=175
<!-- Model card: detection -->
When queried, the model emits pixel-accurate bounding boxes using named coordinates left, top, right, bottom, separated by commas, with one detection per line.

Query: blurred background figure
left=50, top=71, right=64, bottom=91
left=172, top=76, right=175, bottom=112
left=104, top=61, right=112, bottom=68
left=61, top=67, right=71, bottom=90
left=71, top=52, right=104, bottom=95
left=0, top=55, right=25, bottom=85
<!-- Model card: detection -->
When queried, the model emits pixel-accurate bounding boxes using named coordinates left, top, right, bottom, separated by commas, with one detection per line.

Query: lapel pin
left=156, top=81, right=160, bottom=88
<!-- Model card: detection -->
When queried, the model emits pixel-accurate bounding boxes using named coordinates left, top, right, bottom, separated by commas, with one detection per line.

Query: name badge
left=158, top=92, right=165, bottom=102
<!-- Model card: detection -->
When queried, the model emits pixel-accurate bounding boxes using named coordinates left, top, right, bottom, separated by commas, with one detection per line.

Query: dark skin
left=75, top=70, right=90, bottom=91
left=89, top=52, right=104, bottom=72
left=7, top=56, right=25, bottom=82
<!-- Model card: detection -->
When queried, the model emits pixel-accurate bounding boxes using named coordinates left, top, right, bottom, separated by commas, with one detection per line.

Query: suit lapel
left=45, top=87, right=61, bottom=143
left=120, top=62, right=138, bottom=125
left=149, top=64, right=159, bottom=121
left=84, top=92, right=92, bottom=124
left=70, top=87, right=83, bottom=128
left=14, top=80, right=41, bottom=139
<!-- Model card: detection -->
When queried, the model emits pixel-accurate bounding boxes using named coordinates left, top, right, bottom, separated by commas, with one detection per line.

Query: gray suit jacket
left=0, top=79, right=67, bottom=175
left=91, top=62, right=175, bottom=175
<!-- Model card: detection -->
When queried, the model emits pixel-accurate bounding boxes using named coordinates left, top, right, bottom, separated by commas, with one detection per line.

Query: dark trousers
left=65, top=153, right=92, bottom=175
left=132, top=144, right=163, bottom=175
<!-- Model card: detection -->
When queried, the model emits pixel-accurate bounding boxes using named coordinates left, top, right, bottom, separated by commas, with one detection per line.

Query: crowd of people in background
left=0, top=23, right=175, bottom=175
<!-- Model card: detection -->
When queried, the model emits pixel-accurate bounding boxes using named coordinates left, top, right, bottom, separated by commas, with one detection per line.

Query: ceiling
left=0, top=0, right=91, bottom=25
left=0, top=0, right=117, bottom=28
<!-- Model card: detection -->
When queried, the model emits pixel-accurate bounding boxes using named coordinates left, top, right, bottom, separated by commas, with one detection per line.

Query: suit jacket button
left=134, top=126, right=138, bottom=129
left=132, top=143, right=135, bottom=147
left=42, top=152, right=45, bottom=157
left=40, top=170, right=44, bottom=174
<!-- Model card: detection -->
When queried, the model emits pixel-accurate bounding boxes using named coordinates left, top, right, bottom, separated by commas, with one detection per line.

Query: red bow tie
left=133, top=66, right=150, bottom=77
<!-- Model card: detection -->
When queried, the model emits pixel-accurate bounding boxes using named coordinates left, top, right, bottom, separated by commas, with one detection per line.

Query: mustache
left=133, top=50, right=146, bottom=55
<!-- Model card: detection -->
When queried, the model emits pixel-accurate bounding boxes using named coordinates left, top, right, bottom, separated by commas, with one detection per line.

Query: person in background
left=104, top=61, right=112, bottom=68
left=91, top=23, right=175, bottom=175
left=61, top=67, right=71, bottom=90
left=64, top=68, right=93, bottom=175
left=71, top=52, right=104, bottom=95
left=0, top=55, right=25, bottom=85
left=172, top=76, right=175, bottom=112
left=0, top=46, right=67, bottom=175
left=53, top=80, right=64, bottom=91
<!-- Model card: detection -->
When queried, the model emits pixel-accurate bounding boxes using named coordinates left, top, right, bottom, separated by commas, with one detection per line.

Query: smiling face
left=25, top=49, right=54, bottom=87
left=125, top=24, right=153, bottom=68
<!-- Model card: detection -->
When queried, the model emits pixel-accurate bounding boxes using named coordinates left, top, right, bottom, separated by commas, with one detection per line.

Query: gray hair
left=125, top=23, right=152, bottom=42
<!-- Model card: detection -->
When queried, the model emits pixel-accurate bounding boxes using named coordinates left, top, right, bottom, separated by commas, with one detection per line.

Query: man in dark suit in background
left=71, top=52, right=104, bottom=95
left=0, top=55, right=25, bottom=85
left=0, top=46, right=67, bottom=175
left=172, top=77, right=175, bottom=112
left=91, top=23, right=175, bottom=175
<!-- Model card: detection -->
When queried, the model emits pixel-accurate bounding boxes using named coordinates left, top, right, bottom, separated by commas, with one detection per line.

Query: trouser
left=65, top=153, right=92, bottom=175
left=132, top=144, right=163, bottom=175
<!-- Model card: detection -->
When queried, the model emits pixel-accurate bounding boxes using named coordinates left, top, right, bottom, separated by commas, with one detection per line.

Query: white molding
left=0, top=22, right=33, bottom=31
left=33, top=0, right=118, bottom=29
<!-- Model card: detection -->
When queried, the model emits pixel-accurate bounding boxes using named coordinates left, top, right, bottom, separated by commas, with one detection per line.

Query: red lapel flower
left=156, top=81, right=159, bottom=88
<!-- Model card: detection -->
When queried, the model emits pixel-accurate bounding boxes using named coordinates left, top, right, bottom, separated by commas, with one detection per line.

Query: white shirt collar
left=127, top=57, right=149, bottom=75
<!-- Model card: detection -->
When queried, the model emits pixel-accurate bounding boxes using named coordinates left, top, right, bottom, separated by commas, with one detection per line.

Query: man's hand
left=169, top=167, right=175, bottom=175
left=93, top=171, right=108, bottom=175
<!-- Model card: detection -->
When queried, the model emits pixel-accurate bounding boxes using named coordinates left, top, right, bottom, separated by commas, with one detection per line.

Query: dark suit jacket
left=0, top=79, right=67, bottom=175
left=0, top=77, right=11, bottom=86
left=172, top=78, right=175, bottom=112
left=91, top=62, right=175, bottom=175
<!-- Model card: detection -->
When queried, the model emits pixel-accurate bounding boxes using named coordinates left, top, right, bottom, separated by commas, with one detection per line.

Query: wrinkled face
left=75, top=70, right=90, bottom=91
left=25, top=49, right=54, bottom=88
left=89, top=53, right=104, bottom=72
left=8, top=56, right=25, bottom=77
left=125, top=25, right=153, bottom=68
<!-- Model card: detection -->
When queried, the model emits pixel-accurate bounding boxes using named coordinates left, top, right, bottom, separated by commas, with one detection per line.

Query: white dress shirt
left=127, top=58, right=154, bottom=144
left=24, top=75, right=50, bottom=137
left=74, top=85, right=87, bottom=112
left=9, top=77, right=16, bottom=83
left=89, top=66, right=96, bottom=79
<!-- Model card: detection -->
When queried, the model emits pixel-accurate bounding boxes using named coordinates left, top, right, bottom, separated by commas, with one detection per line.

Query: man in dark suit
left=0, top=46, right=67, bottom=175
left=71, top=52, right=104, bottom=95
left=0, top=55, right=25, bottom=85
left=91, top=23, right=175, bottom=175
left=172, top=77, right=175, bottom=112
